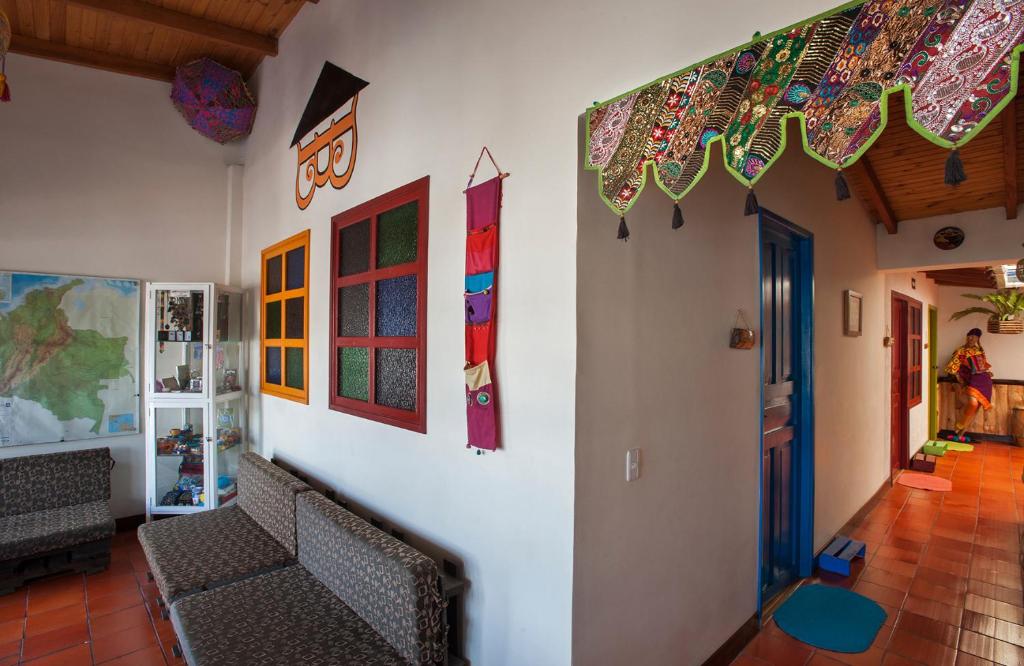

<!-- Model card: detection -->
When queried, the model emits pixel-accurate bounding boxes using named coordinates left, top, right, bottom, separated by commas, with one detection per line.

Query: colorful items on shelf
left=216, top=408, right=241, bottom=452
left=156, top=424, right=204, bottom=455
left=585, top=0, right=1024, bottom=227
left=155, top=290, right=204, bottom=342
left=217, top=474, right=237, bottom=503
left=171, top=58, right=257, bottom=144
left=464, top=148, right=508, bottom=452
left=159, top=456, right=205, bottom=507
left=217, top=426, right=242, bottom=452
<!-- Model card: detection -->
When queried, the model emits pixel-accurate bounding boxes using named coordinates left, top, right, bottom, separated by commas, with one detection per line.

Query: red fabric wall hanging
left=464, top=148, right=508, bottom=452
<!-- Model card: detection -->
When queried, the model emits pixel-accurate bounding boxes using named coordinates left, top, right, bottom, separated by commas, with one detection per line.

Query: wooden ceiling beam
left=924, top=267, right=998, bottom=289
left=9, top=34, right=176, bottom=82
left=848, top=156, right=898, bottom=234
left=68, top=0, right=278, bottom=57
left=1002, top=98, right=1018, bottom=220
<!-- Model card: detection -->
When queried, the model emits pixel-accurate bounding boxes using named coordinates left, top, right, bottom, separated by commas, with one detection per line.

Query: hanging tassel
left=744, top=188, right=759, bottom=216
left=835, top=169, right=850, bottom=201
left=944, top=148, right=966, bottom=186
left=671, top=202, right=684, bottom=230
left=617, top=216, right=630, bottom=241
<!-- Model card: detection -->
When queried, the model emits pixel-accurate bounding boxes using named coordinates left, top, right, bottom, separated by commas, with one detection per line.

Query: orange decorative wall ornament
left=295, top=96, right=358, bottom=210
left=291, top=62, right=368, bottom=211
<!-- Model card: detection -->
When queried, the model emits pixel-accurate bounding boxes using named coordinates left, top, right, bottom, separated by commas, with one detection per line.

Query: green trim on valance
left=584, top=0, right=1024, bottom=216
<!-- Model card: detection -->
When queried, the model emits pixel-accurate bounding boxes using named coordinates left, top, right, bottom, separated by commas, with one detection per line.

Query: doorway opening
left=890, top=292, right=923, bottom=474
left=758, top=210, right=814, bottom=612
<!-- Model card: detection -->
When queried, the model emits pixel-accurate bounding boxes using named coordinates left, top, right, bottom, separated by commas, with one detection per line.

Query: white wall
left=937, top=286, right=1024, bottom=380
left=574, top=129, right=895, bottom=663
left=876, top=206, right=1021, bottom=271
left=0, top=55, right=233, bottom=518
left=237, top=0, right=865, bottom=663
left=241, top=1, right=864, bottom=663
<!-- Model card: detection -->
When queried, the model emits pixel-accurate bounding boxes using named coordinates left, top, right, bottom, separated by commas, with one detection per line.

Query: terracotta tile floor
left=734, top=441, right=1024, bottom=666
left=0, top=531, right=184, bottom=665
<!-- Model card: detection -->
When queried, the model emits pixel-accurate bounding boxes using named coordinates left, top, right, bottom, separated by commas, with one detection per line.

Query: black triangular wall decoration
left=289, top=62, right=369, bottom=147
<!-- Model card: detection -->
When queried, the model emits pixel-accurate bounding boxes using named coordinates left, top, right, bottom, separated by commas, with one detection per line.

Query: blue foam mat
left=773, top=584, right=885, bottom=653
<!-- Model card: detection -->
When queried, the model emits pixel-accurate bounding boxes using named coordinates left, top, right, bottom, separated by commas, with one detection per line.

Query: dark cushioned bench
left=138, top=452, right=310, bottom=604
left=170, top=492, right=448, bottom=665
left=0, top=447, right=115, bottom=594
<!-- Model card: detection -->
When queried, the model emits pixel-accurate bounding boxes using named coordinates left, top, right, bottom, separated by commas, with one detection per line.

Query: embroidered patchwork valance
left=585, top=0, right=1024, bottom=216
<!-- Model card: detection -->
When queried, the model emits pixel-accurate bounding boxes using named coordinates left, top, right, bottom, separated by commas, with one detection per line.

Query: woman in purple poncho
left=944, top=327, right=993, bottom=440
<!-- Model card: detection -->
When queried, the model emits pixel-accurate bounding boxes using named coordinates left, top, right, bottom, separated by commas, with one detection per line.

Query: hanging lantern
left=0, top=10, right=11, bottom=103
left=170, top=58, right=256, bottom=143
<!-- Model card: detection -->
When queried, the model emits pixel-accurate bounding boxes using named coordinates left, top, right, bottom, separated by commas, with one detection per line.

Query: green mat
left=944, top=441, right=974, bottom=452
left=922, top=442, right=947, bottom=456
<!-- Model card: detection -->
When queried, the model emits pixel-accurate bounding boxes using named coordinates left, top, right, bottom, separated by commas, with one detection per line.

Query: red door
left=891, top=297, right=908, bottom=473
left=891, top=293, right=922, bottom=473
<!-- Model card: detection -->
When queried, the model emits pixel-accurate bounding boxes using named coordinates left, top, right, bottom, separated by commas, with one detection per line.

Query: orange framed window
left=261, top=230, right=310, bottom=404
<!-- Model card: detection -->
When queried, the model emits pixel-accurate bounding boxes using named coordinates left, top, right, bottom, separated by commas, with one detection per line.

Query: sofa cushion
left=138, top=504, right=293, bottom=603
left=0, top=500, right=114, bottom=561
left=296, top=492, right=447, bottom=664
left=0, top=448, right=111, bottom=517
left=170, top=565, right=407, bottom=666
left=236, top=453, right=309, bottom=556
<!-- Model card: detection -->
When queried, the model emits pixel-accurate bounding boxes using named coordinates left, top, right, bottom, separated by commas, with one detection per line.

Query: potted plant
left=950, top=289, right=1024, bottom=334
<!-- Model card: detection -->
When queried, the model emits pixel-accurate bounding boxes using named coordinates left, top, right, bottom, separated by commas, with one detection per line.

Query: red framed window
left=329, top=177, right=428, bottom=432
left=907, top=300, right=923, bottom=407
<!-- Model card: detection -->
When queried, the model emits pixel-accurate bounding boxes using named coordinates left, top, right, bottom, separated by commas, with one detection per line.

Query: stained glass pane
left=285, top=348, right=304, bottom=390
left=340, top=219, right=371, bottom=276
left=265, top=347, right=281, bottom=385
left=339, top=284, right=368, bottom=337
left=265, top=255, right=282, bottom=294
left=375, top=275, right=417, bottom=337
left=339, top=347, right=368, bottom=401
left=377, top=202, right=418, bottom=268
left=265, top=300, right=281, bottom=339
left=285, top=297, right=304, bottom=339
left=375, top=349, right=416, bottom=411
left=286, top=246, right=305, bottom=290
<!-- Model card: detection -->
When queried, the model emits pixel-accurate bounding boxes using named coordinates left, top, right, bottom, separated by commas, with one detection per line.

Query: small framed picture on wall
left=844, top=290, right=863, bottom=337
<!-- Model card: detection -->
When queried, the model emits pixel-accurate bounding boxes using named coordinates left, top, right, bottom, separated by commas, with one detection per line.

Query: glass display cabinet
left=144, top=283, right=246, bottom=518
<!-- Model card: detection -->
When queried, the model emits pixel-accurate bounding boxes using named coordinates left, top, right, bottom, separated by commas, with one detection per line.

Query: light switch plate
left=626, top=448, right=640, bottom=482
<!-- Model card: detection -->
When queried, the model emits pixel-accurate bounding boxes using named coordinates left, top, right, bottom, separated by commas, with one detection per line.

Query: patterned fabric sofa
left=169, top=492, right=448, bottom=665
left=138, top=451, right=310, bottom=605
left=0, top=447, right=116, bottom=594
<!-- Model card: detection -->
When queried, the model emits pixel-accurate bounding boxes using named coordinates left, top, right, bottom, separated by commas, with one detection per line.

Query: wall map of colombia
left=0, top=271, right=140, bottom=447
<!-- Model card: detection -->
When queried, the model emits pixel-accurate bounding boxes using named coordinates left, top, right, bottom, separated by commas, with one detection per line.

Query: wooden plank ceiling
left=923, top=267, right=998, bottom=289
left=0, top=0, right=313, bottom=82
left=844, top=85, right=1023, bottom=234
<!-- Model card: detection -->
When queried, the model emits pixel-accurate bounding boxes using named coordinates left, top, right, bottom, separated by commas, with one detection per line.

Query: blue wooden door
left=760, top=222, right=800, bottom=603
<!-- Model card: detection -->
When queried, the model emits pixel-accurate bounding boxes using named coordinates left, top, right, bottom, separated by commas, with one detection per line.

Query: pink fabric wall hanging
left=464, top=148, right=508, bottom=452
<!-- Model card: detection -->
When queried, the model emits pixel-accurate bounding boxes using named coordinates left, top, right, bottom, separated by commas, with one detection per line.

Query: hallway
left=735, top=442, right=1024, bottom=665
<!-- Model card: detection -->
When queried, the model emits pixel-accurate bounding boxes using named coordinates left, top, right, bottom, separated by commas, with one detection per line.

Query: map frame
left=0, top=270, right=142, bottom=448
